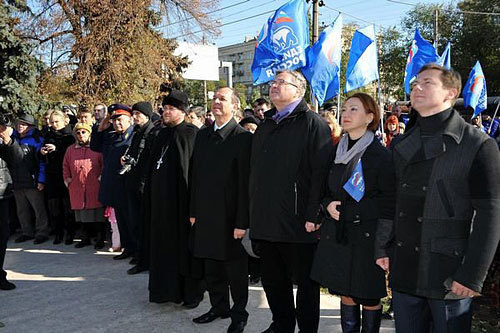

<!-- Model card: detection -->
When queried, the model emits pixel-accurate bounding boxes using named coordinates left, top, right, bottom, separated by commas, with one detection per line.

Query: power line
left=172, top=9, right=275, bottom=39
left=386, top=0, right=500, bottom=16
left=157, top=0, right=251, bottom=29
left=324, top=5, right=382, bottom=28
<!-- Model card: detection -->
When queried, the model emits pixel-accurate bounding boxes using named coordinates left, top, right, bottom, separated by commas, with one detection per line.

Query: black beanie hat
left=132, top=101, right=153, bottom=118
left=162, top=90, right=189, bottom=112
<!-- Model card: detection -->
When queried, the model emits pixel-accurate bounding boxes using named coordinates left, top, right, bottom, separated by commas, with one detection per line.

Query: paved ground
left=2, top=239, right=395, bottom=332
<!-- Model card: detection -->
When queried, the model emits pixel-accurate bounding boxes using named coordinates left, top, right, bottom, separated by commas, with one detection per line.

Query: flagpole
left=488, top=102, right=500, bottom=134
left=336, top=94, right=340, bottom=120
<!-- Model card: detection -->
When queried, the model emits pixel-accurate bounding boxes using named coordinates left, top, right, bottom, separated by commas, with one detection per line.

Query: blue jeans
left=393, top=291, right=473, bottom=333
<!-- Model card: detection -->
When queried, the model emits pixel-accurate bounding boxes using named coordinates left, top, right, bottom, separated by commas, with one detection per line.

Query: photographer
left=0, top=114, right=24, bottom=290
left=121, top=102, right=157, bottom=273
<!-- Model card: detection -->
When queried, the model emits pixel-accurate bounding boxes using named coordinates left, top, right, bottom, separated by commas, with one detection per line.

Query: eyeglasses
left=270, top=79, right=298, bottom=88
left=75, top=130, right=88, bottom=135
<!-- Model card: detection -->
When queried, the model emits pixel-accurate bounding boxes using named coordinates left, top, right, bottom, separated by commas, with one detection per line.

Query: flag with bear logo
left=343, top=159, right=365, bottom=202
left=251, top=0, right=310, bottom=85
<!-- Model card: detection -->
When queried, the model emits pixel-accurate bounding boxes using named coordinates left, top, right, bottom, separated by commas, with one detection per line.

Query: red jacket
left=63, top=144, right=103, bottom=210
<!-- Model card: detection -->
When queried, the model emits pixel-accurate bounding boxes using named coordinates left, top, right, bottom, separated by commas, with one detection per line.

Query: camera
left=0, top=112, right=12, bottom=127
left=118, top=155, right=136, bottom=175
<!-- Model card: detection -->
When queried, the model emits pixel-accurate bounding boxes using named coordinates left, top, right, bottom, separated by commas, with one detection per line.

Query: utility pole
left=309, top=0, right=325, bottom=113
left=434, top=8, right=439, bottom=49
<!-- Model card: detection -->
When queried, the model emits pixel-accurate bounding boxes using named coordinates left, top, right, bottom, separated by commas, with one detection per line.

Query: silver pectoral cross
left=156, top=158, right=163, bottom=170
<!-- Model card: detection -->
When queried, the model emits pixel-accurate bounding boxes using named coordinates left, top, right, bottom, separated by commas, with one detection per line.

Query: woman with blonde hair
left=321, top=111, right=342, bottom=145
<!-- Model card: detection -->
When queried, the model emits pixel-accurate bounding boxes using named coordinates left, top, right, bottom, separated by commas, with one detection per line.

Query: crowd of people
left=0, top=64, right=499, bottom=333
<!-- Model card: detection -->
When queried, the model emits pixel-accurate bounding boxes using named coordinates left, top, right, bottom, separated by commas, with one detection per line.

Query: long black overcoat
left=190, top=118, right=252, bottom=261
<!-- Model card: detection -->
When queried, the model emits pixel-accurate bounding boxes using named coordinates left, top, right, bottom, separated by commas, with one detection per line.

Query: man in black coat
left=0, top=119, right=23, bottom=290
left=190, top=87, right=252, bottom=333
left=249, top=70, right=333, bottom=333
left=376, top=64, right=500, bottom=332
left=90, top=104, right=134, bottom=258
left=147, top=90, right=203, bottom=307
left=120, top=101, right=157, bottom=272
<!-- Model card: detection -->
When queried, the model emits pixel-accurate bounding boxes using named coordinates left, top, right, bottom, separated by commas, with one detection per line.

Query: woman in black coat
left=41, top=110, right=75, bottom=244
left=311, top=93, right=396, bottom=332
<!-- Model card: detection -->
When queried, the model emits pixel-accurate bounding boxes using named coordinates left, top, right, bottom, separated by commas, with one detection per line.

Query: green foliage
left=0, top=1, right=44, bottom=116
left=382, top=0, right=500, bottom=97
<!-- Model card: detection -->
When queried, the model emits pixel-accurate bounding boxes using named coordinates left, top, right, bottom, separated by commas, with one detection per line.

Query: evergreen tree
left=0, top=0, right=44, bottom=115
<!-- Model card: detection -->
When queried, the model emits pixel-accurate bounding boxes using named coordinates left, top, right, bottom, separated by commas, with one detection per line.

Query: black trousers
left=393, top=291, right=473, bottom=333
left=114, top=192, right=140, bottom=255
left=48, top=195, right=73, bottom=238
left=260, top=241, right=320, bottom=333
left=205, top=256, right=249, bottom=323
left=0, top=199, right=9, bottom=280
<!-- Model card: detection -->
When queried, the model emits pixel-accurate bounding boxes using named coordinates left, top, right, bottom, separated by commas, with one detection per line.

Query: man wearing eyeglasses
left=249, top=70, right=333, bottom=333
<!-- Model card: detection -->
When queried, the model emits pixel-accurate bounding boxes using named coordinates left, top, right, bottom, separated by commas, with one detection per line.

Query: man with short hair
left=252, top=98, right=271, bottom=121
left=249, top=70, right=333, bottom=333
left=93, top=104, right=107, bottom=124
left=376, top=63, right=500, bottom=331
left=78, top=109, right=96, bottom=126
left=90, top=104, right=134, bottom=259
left=10, top=114, right=50, bottom=244
left=190, top=87, right=252, bottom=333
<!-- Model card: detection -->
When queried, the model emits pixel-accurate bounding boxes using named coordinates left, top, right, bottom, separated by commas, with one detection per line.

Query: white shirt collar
left=213, top=118, right=232, bottom=131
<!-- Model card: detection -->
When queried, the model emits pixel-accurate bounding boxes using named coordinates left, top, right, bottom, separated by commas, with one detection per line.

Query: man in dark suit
left=376, top=63, right=500, bottom=332
left=190, top=87, right=252, bottom=333
left=249, top=70, right=333, bottom=333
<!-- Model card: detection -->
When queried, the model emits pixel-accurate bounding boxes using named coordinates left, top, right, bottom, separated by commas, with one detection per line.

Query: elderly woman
left=311, top=93, right=396, bottom=332
left=63, top=123, right=105, bottom=249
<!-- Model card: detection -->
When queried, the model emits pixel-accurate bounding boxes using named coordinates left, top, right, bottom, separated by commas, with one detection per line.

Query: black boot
left=361, top=308, right=382, bottom=333
left=341, top=303, right=361, bottom=333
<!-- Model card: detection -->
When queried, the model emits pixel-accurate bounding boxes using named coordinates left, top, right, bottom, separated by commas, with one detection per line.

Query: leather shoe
left=227, top=321, right=247, bottom=333
left=33, top=235, right=48, bottom=244
left=193, top=310, right=229, bottom=324
left=0, top=279, right=16, bottom=290
left=127, top=265, right=147, bottom=275
left=15, top=235, right=34, bottom=243
left=113, top=252, right=133, bottom=260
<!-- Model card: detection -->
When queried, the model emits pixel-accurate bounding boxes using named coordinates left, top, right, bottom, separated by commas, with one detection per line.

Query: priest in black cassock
left=147, top=90, right=203, bottom=308
left=190, top=87, right=252, bottom=333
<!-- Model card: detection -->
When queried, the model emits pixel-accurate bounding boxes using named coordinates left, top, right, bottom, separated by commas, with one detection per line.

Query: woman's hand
left=376, top=257, right=389, bottom=272
left=326, top=201, right=341, bottom=221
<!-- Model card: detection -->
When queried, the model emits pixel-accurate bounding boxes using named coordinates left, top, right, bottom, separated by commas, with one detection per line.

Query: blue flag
left=301, top=14, right=343, bottom=106
left=345, top=25, right=379, bottom=93
left=437, top=42, right=451, bottom=69
left=463, top=61, right=487, bottom=118
left=251, top=0, right=310, bottom=85
left=343, top=159, right=365, bottom=202
left=404, top=29, right=439, bottom=94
